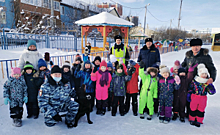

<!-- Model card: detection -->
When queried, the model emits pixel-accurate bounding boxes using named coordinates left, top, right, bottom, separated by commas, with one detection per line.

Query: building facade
left=0, top=0, right=15, bottom=29
left=97, top=2, right=122, bottom=16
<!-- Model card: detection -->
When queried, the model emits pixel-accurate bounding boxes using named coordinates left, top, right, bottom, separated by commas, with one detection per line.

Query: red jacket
left=126, top=64, right=140, bottom=94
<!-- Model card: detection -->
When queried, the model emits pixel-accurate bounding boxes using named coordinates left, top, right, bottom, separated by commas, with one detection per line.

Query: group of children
left=3, top=54, right=216, bottom=128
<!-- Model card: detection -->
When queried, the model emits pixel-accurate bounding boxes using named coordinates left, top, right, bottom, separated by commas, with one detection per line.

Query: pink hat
left=173, top=60, right=181, bottom=70
left=100, top=60, right=107, bottom=68
left=11, top=67, right=21, bottom=77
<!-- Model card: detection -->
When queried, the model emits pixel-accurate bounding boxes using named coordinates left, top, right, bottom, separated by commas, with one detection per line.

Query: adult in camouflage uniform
left=38, top=65, right=79, bottom=128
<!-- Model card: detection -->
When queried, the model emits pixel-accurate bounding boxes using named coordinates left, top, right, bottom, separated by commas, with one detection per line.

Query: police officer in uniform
left=110, top=35, right=130, bottom=67
left=38, top=65, right=79, bottom=128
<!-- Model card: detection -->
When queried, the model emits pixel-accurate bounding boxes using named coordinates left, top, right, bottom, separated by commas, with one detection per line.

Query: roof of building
left=75, top=12, right=134, bottom=27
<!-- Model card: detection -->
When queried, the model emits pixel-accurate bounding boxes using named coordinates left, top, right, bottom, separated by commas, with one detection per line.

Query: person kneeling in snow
left=188, top=64, right=216, bottom=127
left=38, top=65, right=79, bottom=128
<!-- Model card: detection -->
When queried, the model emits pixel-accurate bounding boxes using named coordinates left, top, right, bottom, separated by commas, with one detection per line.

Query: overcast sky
left=62, top=0, right=220, bottom=31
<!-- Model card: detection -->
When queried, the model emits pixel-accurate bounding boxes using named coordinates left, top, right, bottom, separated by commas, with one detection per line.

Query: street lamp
left=143, top=3, right=150, bottom=35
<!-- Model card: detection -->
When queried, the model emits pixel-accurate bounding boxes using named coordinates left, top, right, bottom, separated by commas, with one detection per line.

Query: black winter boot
left=179, top=117, right=185, bottom=122
left=172, top=113, right=178, bottom=120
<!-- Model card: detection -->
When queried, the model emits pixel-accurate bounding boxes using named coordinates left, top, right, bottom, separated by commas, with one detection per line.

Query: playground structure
left=211, top=33, right=220, bottom=51
left=75, top=12, right=134, bottom=56
left=130, top=31, right=148, bottom=49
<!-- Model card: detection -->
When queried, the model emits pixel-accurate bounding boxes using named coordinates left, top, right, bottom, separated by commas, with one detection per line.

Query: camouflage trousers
left=44, top=100, right=79, bottom=125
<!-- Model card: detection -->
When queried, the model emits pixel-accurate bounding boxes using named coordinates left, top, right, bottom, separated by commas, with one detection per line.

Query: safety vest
left=112, top=45, right=126, bottom=64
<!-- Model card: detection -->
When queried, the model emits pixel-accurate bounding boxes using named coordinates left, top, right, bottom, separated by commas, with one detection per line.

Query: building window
left=54, top=1, right=60, bottom=11
left=43, top=0, right=51, bottom=9
left=60, top=6, right=64, bottom=15
left=0, top=11, right=6, bottom=24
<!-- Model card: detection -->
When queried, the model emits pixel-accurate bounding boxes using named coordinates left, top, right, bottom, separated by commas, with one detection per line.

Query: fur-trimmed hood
left=185, top=48, right=209, bottom=58
left=147, top=67, right=158, bottom=75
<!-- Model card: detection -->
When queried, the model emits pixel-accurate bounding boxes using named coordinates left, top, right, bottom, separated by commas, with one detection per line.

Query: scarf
left=114, top=43, right=124, bottom=51
left=98, top=70, right=109, bottom=87
left=115, top=71, right=125, bottom=76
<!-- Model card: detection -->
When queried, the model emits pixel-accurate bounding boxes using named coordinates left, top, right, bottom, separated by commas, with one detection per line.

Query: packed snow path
left=0, top=45, right=219, bottom=135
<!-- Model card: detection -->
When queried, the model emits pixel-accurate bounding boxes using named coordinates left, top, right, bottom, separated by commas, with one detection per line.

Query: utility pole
left=169, top=19, right=172, bottom=40
left=51, top=0, right=54, bottom=35
left=178, top=0, right=183, bottom=29
left=143, top=3, right=150, bottom=35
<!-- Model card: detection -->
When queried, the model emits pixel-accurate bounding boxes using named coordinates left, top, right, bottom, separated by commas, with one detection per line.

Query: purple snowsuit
left=158, top=76, right=180, bottom=119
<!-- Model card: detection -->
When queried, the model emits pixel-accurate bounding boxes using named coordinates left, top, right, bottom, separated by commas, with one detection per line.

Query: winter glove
left=153, top=98, right=158, bottom=102
left=139, top=61, right=145, bottom=69
left=130, top=67, right=136, bottom=74
left=187, top=93, right=191, bottom=102
left=188, top=63, right=198, bottom=72
left=23, top=97, right=28, bottom=103
left=127, top=69, right=132, bottom=76
left=119, top=58, right=123, bottom=65
left=53, top=114, right=62, bottom=122
left=76, top=64, right=81, bottom=71
left=44, top=52, right=50, bottom=61
left=93, top=66, right=98, bottom=73
left=50, top=61, right=54, bottom=66
left=174, top=75, right=181, bottom=85
left=39, top=71, right=46, bottom=79
left=4, top=98, right=11, bottom=105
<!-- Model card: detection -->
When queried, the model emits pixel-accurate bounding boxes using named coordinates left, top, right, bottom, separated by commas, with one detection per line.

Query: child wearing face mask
left=3, top=67, right=28, bottom=127
left=158, top=65, right=180, bottom=124
left=188, top=64, right=216, bottom=127
left=91, top=60, right=112, bottom=115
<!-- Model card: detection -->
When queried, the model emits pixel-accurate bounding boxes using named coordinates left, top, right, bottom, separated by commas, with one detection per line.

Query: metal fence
left=0, top=45, right=190, bottom=79
left=0, top=51, right=109, bottom=79
left=0, top=29, right=147, bottom=51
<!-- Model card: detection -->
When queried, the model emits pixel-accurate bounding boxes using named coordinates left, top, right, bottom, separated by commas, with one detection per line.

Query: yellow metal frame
left=211, top=33, right=220, bottom=51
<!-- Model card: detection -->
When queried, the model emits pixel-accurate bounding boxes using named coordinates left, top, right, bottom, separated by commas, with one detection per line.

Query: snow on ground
left=0, top=45, right=219, bottom=135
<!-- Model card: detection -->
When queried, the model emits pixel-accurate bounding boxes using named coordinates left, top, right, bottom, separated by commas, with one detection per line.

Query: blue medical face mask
left=52, top=76, right=62, bottom=82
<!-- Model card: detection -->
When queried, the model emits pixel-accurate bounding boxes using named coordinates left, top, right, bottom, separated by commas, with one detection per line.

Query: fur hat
left=11, top=67, right=21, bottom=77
left=197, top=63, right=209, bottom=77
left=110, top=55, right=117, bottom=63
left=63, top=61, right=70, bottom=69
left=147, top=67, right=158, bottom=75
left=145, top=38, right=153, bottom=44
left=114, top=35, right=122, bottom=42
left=160, top=66, right=170, bottom=74
left=38, top=58, right=47, bottom=69
left=173, top=60, right=181, bottom=70
left=107, top=61, right=113, bottom=69
left=51, top=65, right=62, bottom=74
left=24, top=61, right=34, bottom=71
left=100, top=60, right=107, bottom=68
left=190, top=38, right=202, bottom=46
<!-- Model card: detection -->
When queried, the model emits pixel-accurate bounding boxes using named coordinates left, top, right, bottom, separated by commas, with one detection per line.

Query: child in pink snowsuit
left=91, top=60, right=112, bottom=115
left=188, top=64, right=216, bottom=127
